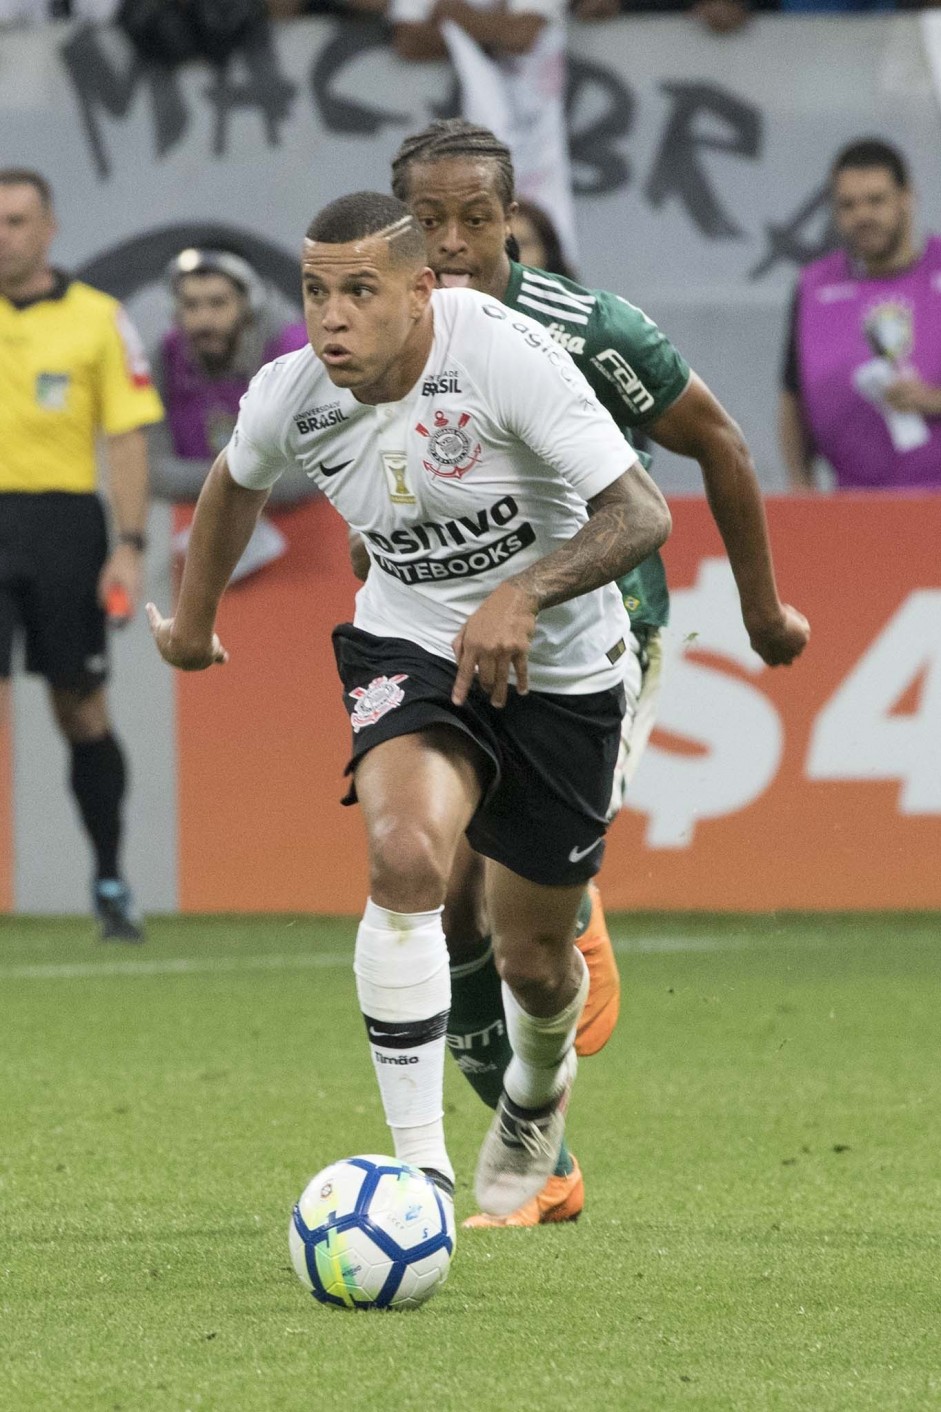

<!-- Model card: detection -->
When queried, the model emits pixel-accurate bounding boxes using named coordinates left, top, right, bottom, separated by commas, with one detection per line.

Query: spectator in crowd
left=510, top=199, right=577, bottom=279
left=568, top=0, right=805, bottom=34
left=0, top=168, right=162, bottom=939
left=267, top=0, right=386, bottom=14
left=0, top=0, right=117, bottom=23
left=779, top=138, right=941, bottom=492
left=151, top=248, right=314, bottom=580
left=568, top=0, right=753, bottom=32
left=116, top=0, right=271, bottom=66
left=391, top=0, right=557, bottom=58
left=774, top=0, right=894, bottom=11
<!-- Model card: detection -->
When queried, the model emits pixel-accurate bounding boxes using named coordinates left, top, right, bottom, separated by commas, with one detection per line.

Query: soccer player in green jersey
left=383, top=119, right=810, bottom=1228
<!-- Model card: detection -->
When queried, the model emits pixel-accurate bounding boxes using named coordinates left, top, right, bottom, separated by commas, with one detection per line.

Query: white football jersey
left=227, top=288, right=636, bottom=693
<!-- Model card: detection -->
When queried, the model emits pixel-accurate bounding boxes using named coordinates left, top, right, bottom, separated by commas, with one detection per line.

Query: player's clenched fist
left=146, top=602, right=228, bottom=671
left=747, top=603, right=811, bottom=667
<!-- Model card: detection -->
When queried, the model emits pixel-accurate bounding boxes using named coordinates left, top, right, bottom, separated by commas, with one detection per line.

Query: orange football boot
left=462, top=1157, right=584, bottom=1228
left=574, top=882, right=620, bottom=1056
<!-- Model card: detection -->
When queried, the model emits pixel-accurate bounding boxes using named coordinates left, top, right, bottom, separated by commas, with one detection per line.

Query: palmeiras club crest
left=349, top=674, right=408, bottom=732
left=416, top=410, right=482, bottom=479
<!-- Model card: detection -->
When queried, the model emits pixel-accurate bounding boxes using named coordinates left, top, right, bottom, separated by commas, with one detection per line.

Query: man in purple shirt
left=779, top=139, right=941, bottom=492
left=151, top=248, right=313, bottom=577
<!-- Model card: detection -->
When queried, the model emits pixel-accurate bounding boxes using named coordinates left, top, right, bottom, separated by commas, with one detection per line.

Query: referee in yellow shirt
left=0, top=169, right=164, bottom=941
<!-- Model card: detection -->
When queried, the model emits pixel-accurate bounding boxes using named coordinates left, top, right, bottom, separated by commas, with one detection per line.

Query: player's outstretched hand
left=748, top=603, right=810, bottom=667
left=452, top=582, right=537, bottom=708
left=146, top=602, right=229, bottom=671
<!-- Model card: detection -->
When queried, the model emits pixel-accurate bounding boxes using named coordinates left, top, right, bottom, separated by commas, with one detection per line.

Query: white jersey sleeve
left=225, top=360, right=294, bottom=491
left=479, top=302, right=638, bottom=501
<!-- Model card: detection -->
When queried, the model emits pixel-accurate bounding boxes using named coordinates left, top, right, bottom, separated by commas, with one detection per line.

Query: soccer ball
left=289, top=1155, right=455, bottom=1311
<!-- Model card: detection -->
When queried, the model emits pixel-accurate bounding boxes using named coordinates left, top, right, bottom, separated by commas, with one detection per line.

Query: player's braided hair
left=391, top=120, right=516, bottom=210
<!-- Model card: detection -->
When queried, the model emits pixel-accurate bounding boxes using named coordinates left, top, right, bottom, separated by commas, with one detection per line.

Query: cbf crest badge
left=863, top=300, right=914, bottom=364
left=416, top=410, right=482, bottom=480
left=382, top=452, right=415, bottom=504
left=349, top=674, right=408, bottom=733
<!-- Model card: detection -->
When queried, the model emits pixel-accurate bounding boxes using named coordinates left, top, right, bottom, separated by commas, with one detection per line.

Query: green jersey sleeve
left=584, top=289, right=690, bottom=431
left=506, top=262, right=691, bottom=435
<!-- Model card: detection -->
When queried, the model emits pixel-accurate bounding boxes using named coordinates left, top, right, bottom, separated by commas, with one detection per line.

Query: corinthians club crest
left=416, top=410, right=482, bottom=480
left=349, top=674, right=408, bottom=733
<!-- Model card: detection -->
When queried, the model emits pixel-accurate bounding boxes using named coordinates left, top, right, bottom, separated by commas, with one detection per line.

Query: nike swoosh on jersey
left=318, top=459, right=353, bottom=477
left=568, top=839, right=602, bottom=863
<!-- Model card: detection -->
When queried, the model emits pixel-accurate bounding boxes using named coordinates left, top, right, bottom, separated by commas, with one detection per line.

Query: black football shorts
left=0, top=492, right=109, bottom=691
left=332, top=622, right=624, bottom=886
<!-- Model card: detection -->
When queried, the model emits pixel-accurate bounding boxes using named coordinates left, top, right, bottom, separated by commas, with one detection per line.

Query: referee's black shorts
left=0, top=492, right=109, bottom=692
left=332, top=623, right=625, bottom=887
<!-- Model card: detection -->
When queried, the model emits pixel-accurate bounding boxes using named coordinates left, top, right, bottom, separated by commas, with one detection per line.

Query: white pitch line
left=0, top=934, right=743, bottom=982
left=0, top=950, right=353, bottom=982
left=614, top=934, right=750, bottom=954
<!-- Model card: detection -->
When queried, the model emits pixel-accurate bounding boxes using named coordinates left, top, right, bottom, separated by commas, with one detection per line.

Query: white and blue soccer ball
left=289, top=1155, right=455, bottom=1311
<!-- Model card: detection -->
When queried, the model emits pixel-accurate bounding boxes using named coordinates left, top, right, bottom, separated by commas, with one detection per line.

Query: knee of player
left=51, top=686, right=110, bottom=741
left=367, top=818, right=450, bottom=911
left=495, top=941, right=569, bottom=1004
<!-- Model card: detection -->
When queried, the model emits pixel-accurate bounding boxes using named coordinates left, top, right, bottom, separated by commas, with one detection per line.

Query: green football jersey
left=504, top=261, right=691, bottom=629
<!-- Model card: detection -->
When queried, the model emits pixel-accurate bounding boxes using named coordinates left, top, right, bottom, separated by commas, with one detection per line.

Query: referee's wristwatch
left=118, top=531, right=148, bottom=553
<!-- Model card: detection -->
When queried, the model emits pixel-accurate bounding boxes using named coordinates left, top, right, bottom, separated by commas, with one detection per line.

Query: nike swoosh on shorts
left=568, top=839, right=602, bottom=864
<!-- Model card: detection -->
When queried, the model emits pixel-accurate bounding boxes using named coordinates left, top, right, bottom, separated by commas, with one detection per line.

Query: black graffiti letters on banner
left=750, top=182, right=837, bottom=281
left=645, top=83, right=761, bottom=240
left=60, top=21, right=827, bottom=280
left=567, top=57, right=636, bottom=197
left=310, top=19, right=408, bottom=134
left=60, top=21, right=295, bottom=177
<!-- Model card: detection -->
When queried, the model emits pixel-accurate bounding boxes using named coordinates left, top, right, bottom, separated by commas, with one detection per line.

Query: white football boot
left=473, top=1049, right=576, bottom=1217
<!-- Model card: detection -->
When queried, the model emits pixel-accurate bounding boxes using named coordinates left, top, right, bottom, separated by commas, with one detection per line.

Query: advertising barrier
left=174, top=494, right=941, bottom=914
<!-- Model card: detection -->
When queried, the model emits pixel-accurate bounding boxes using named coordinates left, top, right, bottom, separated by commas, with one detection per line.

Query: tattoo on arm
left=509, top=468, right=670, bottom=613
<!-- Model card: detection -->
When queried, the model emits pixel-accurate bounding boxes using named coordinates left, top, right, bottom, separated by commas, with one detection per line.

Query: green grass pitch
left=2, top=912, right=940, bottom=1412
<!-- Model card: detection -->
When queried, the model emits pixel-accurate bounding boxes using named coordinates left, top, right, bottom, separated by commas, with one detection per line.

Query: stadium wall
left=2, top=17, right=940, bottom=912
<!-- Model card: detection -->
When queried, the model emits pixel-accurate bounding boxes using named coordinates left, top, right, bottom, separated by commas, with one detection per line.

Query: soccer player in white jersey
left=147, top=192, right=670, bottom=1222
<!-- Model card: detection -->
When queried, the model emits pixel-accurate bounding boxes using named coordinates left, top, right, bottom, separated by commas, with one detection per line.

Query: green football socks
left=447, top=942, right=511, bottom=1111
left=447, top=939, right=575, bottom=1181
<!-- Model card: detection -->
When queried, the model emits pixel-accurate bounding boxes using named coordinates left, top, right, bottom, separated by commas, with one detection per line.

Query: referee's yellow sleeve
left=97, top=301, right=164, bottom=436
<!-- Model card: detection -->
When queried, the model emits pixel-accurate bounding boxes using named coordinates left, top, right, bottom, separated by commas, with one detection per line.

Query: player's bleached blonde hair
left=305, top=193, right=426, bottom=268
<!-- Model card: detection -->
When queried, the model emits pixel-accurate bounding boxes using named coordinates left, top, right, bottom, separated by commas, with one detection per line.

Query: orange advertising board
left=176, top=497, right=369, bottom=913
left=176, top=494, right=941, bottom=913
left=608, top=494, right=941, bottom=910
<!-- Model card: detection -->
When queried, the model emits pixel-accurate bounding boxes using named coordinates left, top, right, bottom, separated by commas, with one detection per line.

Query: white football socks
left=354, top=898, right=453, bottom=1184
left=502, top=949, right=589, bottom=1111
